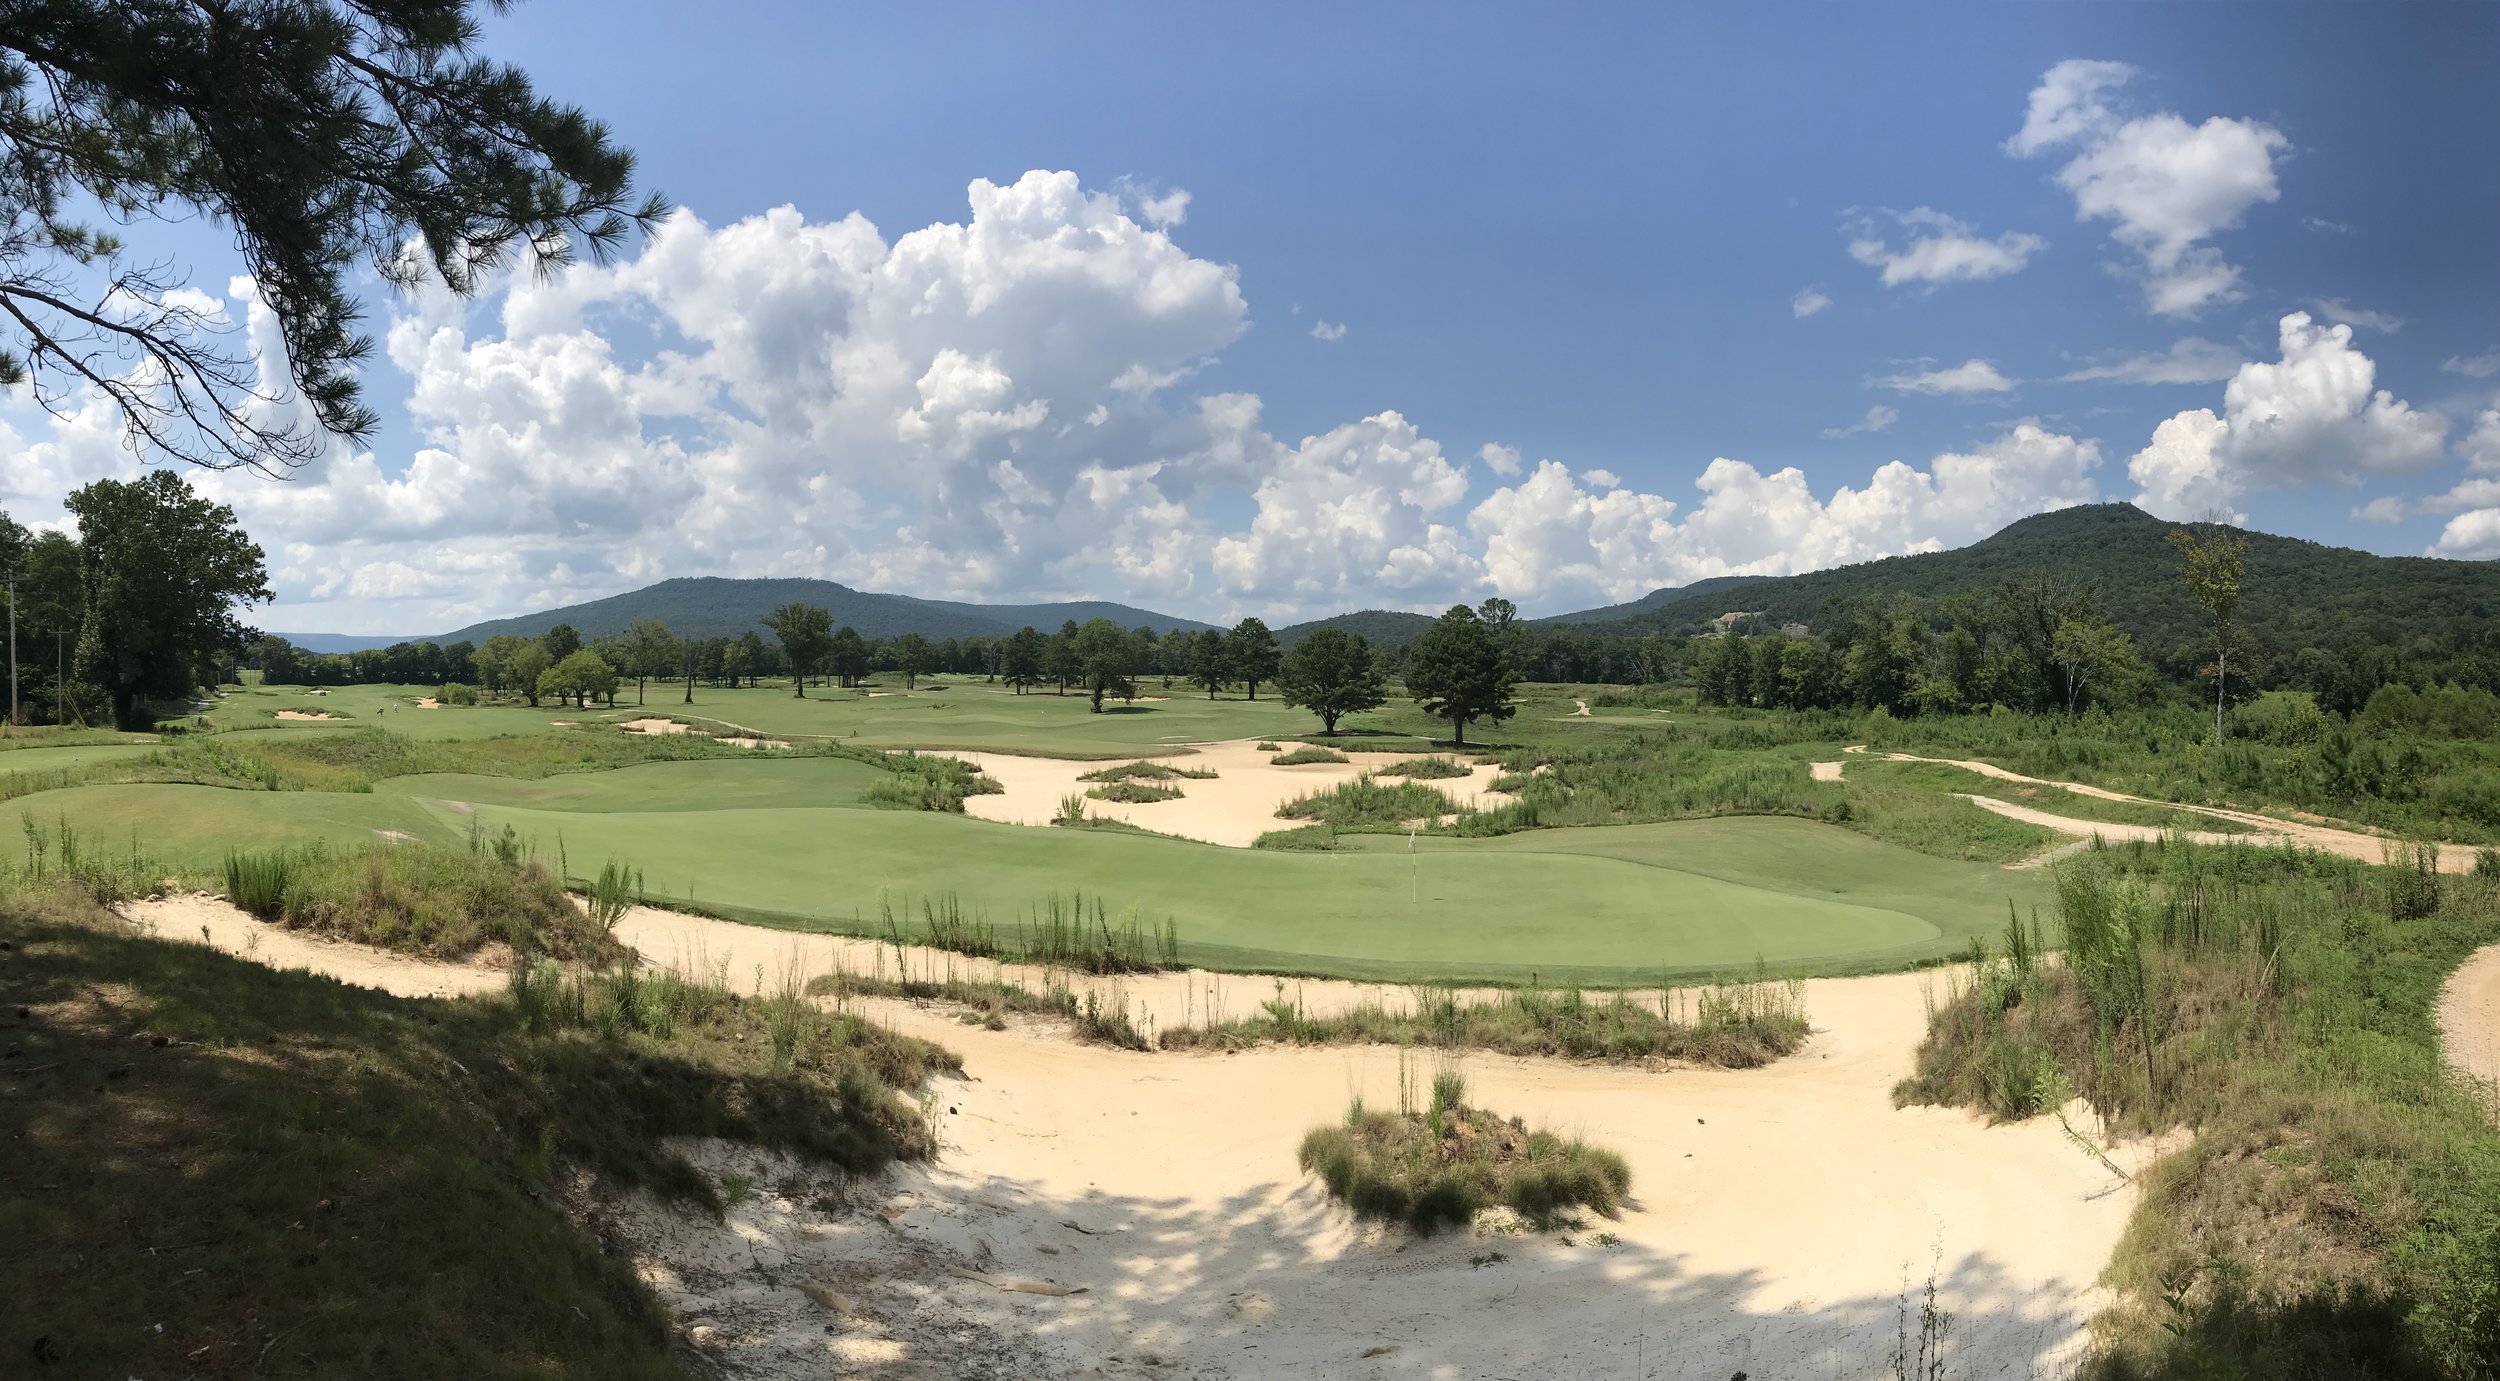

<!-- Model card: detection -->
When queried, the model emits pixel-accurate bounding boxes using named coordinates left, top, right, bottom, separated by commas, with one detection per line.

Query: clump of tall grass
left=1896, top=837, right=2500, bottom=1378
left=1270, top=745, right=1348, bottom=765
left=1255, top=741, right=1282, bottom=752
left=864, top=890, right=1179, bottom=973
left=1162, top=970, right=1808, bottom=1066
left=223, top=848, right=294, bottom=918
left=585, top=858, right=643, bottom=931
left=232, top=840, right=622, bottom=961
left=1374, top=755, right=1473, bottom=780
left=13, top=811, right=161, bottom=903
left=1277, top=776, right=1467, bottom=828
left=1078, top=760, right=1217, bottom=782
left=860, top=751, right=1001, bottom=812
left=1086, top=779, right=1183, bottom=803
left=1298, top=1059, right=1630, bottom=1235
left=1252, top=822, right=1342, bottom=851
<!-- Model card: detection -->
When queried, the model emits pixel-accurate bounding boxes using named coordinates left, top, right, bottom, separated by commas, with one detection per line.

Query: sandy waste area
left=116, top=891, right=2183, bottom=1378
left=954, top=739, right=1514, bottom=848
left=1826, top=747, right=2489, bottom=872
left=273, top=710, right=340, bottom=721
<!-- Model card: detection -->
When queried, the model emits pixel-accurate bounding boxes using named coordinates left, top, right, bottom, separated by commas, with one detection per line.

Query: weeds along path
left=1831, top=746, right=2487, bottom=872
left=2441, top=944, right=2500, bottom=1105
left=133, top=893, right=2163, bottom=1376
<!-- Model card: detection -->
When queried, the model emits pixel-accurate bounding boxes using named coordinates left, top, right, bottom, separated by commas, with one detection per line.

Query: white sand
left=951, top=739, right=1511, bottom=847
left=2440, top=945, right=2500, bottom=1109
left=412, top=696, right=441, bottom=709
left=1842, top=746, right=2487, bottom=872
left=621, top=717, right=695, bottom=735
left=1810, top=759, right=1845, bottom=782
left=717, top=736, right=792, bottom=750
left=144, top=893, right=2156, bottom=1376
left=274, top=710, right=340, bottom=721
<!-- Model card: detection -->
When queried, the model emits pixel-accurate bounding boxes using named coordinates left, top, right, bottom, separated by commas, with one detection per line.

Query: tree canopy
left=1403, top=605, right=1517, bottom=748
left=761, top=602, right=833, bottom=698
left=1277, top=626, right=1386, bottom=734
left=1227, top=618, right=1280, bottom=700
left=1, top=0, right=661, bottom=472
left=64, top=471, right=268, bottom=729
left=1071, top=618, right=1136, bottom=713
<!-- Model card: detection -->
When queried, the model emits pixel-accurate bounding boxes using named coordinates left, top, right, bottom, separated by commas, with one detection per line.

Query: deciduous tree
left=1278, top=627, right=1386, bottom=734
left=1187, top=629, right=1230, bottom=699
left=1403, top=605, right=1516, bottom=747
left=1227, top=618, right=1280, bottom=700
left=2169, top=526, right=2249, bottom=745
left=65, top=471, right=268, bottom=729
left=1072, top=619, right=1135, bottom=713
left=894, top=632, right=931, bottom=690
left=761, top=603, right=833, bottom=698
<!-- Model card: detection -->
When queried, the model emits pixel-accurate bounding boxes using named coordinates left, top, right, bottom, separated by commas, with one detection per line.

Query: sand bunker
left=2441, top=945, right=2500, bottom=1106
left=1842, top=747, right=2486, bottom=872
left=620, top=717, right=695, bottom=735
left=1810, top=759, right=1845, bottom=782
left=412, top=697, right=441, bottom=709
left=274, top=710, right=340, bottom=721
left=118, top=893, right=505, bottom=1000
left=951, top=739, right=1512, bottom=847
left=717, top=736, right=792, bottom=750
left=148, top=891, right=2157, bottom=1375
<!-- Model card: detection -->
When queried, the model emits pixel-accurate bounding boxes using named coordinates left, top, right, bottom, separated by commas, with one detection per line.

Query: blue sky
left=4, top=1, right=2496, bottom=632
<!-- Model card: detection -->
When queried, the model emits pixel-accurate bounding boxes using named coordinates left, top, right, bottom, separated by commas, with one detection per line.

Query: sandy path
left=137, top=894, right=2155, bottom=1377
left=2440, top=945, right=2500, bottom=1107
left=954, top=739, right=1511, bottom=848
left=1966, top=795, right=2271, bottom=850
left=1841, top=746, right=2485, bottom=872
left=118, top=893, right=507, bottom=999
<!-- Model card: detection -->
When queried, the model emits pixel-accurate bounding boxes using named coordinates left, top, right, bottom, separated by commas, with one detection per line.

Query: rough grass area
left=1374, top=755, right=1474, bottom=780
left=858, top=750, right=1003, bottom=812
left=1277, top=776, right=1465, bottom=827
left=1163, top=974, right=1808, bottom=1066
left=224, top=840, right=624, bottom=962
left=0, top=878, right=955, bottom=1380
left=1270, top=745, right=1348, bottom=765
left=1077, top=760, right=1218, bottom=782
left=1298, top=1068, right=1630, bottom=1235
left=1086, top=779, right=1184, bottom=803
left=1895, top=839, right=2500, bottom=1379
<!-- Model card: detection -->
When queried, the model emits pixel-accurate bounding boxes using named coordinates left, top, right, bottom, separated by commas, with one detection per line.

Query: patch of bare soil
left=2440, top=945, right=2500, bottom=1111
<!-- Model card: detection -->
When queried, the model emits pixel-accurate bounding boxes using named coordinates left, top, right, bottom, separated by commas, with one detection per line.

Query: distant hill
left=1567, top=503, right=2500, bottom=668
left=1277, top=609, right=1440, bottom=648
left=269, top=632, right=423, bottom=654
left=428, top=576, right=1216, bottom=646
left=1535, top=574, right=1771, bottom=627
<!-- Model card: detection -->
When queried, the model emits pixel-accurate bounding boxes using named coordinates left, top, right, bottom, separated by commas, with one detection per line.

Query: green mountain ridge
left=1584, top=503, right=2500, bottom=672
left=427, top=577, right=1219, bottom=646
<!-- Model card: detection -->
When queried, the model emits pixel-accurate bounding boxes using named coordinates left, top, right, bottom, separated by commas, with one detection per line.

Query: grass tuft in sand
left=1270, top=745, right=1348, bottom=765
left=1374, top=755, right=1475, bottom=780
left=223, top=839, right=623, bottom=962
left=1298, top=1063, right=1630, bottom=1235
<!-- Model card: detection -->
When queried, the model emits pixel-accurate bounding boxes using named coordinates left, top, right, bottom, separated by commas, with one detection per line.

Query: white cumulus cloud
left=1792, top=286, right=1832, bottom=317
left=1847, top=208, right=2045, bottom=287
left=2008, top=59, right=2288, bottom=317
left=2130, top=311, right=2446, bottom=520
left=1310, top=320, right=1346, bottom=342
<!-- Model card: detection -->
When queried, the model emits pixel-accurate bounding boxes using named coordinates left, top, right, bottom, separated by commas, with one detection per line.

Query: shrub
left=1078, top=760, right=1217, bottom=782
left=1256, top=741, right=1281, bottom=752
left=438, top=682, right=480, bottom=706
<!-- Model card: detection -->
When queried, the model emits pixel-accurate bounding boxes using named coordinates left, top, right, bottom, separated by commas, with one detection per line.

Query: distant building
left=1780, top=622, right=1811, bottom=639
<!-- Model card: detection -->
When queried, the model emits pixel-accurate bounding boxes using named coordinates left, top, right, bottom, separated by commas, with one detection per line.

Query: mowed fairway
left=23, top=748, right=2038, bottom=980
